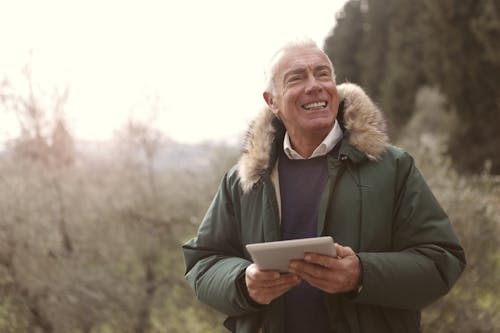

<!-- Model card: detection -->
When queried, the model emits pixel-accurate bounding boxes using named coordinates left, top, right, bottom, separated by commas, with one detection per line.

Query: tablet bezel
left=245, top=236, right=336, bottom=272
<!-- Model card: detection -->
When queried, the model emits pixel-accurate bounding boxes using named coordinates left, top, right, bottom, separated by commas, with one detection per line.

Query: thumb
left=334, top=243, right=355, bottom=258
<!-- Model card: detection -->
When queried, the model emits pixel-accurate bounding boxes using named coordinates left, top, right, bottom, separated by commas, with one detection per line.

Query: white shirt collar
left=283, top=121, right=343, bottom=160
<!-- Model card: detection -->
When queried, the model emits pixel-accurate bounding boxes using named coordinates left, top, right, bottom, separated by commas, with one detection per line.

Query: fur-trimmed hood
left=237, top=83, right=389, bottom=192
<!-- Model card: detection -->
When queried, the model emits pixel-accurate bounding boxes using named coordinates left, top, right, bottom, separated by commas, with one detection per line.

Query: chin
left=303, top=118, right=335, bottom=131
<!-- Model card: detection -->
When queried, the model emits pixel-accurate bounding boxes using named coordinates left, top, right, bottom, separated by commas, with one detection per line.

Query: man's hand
left=245, top=264, right=301, bottom=305
left=288, top=243, right=361, bottom=294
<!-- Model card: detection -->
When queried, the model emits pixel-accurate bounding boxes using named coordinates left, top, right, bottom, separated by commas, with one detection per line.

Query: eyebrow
left=315, top=65, right=332, bottom=73
left=283, top=65, right=332, bottom=83
left=283, top=68, right=306, bottom=83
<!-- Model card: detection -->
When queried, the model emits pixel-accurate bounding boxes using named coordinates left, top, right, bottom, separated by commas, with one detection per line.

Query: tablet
left=246, top=236, right=336, bottom=272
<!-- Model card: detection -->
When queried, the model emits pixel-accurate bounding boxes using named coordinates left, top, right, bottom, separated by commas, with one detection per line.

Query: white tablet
left=246, top=236, right=336, bottom=272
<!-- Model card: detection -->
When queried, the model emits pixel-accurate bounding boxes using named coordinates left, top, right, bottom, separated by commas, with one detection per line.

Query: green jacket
left=183, top=83, right=466, bottom=333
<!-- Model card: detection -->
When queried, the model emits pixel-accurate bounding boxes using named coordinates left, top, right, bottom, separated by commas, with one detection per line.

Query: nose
left=305, top=76, right=322, bottom=95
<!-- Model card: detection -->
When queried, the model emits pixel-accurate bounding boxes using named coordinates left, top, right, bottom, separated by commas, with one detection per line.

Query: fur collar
left=237, top=83, right=389, bottom=192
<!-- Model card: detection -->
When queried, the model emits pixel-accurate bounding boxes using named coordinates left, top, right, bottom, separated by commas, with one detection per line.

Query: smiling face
left=264, top=45, right=339, bottom=145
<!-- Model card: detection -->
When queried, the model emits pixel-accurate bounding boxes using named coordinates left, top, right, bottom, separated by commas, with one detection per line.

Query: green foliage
left=324, top=0, right=364, bottom=84
left=419, top=0, right=500, bottom=174
left=379, top=0, right=426, bottom=130
left=324, top=0, right=500, bottom=173
left=324, top=0, right=426, bottom=135
left=0, top=296, right=30, bottom=333
left=398, top=87, right=500, bottom=332
left=357, top=0, right=392, bottom=100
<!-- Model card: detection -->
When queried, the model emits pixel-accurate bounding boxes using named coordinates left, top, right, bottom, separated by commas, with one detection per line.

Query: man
left=182, top=39, right=465, bottom=333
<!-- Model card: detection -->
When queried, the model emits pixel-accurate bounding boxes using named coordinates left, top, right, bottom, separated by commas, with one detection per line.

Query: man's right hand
left=245, top=263, right=301, bottom=305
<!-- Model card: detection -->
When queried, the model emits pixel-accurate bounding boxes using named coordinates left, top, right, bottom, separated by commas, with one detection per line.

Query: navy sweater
left=278, top=152, right=330, bottom=333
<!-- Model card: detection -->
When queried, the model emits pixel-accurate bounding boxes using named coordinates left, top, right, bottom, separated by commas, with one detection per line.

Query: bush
left=398, top=87, right=500, bottom=332
left=0, top=141, right=236, bottom=332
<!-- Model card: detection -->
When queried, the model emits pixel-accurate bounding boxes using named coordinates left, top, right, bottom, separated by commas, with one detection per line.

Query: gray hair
left=263, top=38, right=335, bottom=95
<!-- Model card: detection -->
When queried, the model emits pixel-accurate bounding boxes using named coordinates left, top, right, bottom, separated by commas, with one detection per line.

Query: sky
left=0, top=0, right=348, bottom=145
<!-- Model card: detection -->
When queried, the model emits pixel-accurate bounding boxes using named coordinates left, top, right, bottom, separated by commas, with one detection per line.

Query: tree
left=0, top=64, right=75, bottom=166
left=324, top=0, right=426, bottom=135
left=325, top=0, right=500, bottom=173
left=117, top=118, right=163, bottom=201
left=420, top=0, right=500, bottom=173
left=324, top=0, right=364, bottom=84
left=357, top=0, right=392, bottom=100
left=379, top=0, right=427, bottom=131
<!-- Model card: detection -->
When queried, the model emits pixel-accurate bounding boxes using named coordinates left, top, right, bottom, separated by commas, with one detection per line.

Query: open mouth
left=302, top=101, right=327, bottom=111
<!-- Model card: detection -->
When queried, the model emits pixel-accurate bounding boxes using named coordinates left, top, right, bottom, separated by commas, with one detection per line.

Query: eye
left=287, top=75, right=302, bottom=83
left=318, top=70, right=331, bottom=78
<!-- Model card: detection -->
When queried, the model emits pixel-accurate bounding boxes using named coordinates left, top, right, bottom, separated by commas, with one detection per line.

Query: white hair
left=263, top=38, right=335, bottom=95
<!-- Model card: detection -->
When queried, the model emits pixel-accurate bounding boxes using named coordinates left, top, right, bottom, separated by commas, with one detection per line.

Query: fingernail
left=304, top=255, right=311, bottom=261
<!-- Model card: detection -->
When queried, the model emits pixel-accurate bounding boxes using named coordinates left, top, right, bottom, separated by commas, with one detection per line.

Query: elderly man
left=182, top=39, right=465, bottom=333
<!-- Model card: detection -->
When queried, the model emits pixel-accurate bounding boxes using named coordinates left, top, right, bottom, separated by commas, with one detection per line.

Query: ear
left=263, top=91, right=278, bottom=114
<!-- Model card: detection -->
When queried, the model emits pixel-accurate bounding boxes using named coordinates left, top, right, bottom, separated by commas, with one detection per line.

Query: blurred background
left=0, top=0, right=498, bottom=332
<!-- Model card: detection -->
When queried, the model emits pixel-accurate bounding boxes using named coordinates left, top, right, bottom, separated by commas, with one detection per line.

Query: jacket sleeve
left=182, top=170, right=262, bottom=316
left=354, top=152, right=466, bottom=310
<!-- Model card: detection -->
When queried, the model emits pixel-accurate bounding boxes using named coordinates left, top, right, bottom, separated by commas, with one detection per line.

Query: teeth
left=303, top=101, right=327, bottom=110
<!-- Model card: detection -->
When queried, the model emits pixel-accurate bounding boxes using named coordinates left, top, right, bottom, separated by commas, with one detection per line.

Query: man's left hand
left=288, top=243, right=362, bottom=294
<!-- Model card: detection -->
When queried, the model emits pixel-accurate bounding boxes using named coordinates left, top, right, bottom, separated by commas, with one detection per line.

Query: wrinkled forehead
left=269, top=46, right=333, bottom=82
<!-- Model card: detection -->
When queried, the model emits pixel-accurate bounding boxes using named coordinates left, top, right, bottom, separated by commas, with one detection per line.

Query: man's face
left=264, top=46, right=339, bottom=140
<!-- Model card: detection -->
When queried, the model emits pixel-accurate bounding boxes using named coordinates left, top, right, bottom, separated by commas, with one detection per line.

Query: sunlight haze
left=0, top=0, right=348, bottom=144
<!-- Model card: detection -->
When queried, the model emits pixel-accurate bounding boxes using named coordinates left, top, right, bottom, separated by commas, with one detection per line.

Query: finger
left=270, top=278, right=301, bottom=295
left=276, top=273, right=301, bottom=285
left=289, top=264, right=343, bottom=293
left=246, top=265, right=283, bottom=288
left=303, top=253, right=336, bottom=268
left=291, top=256, right=361, bottom=294
left=246, top=264, right=280, bottom=280
left=334, top=243, right=355, bottom=258
left=247, top=270, right=299, bottom=289
left=289, top=260, right=330, bottom=280
left=255, top=273, right=300, bottom=288
left=264, top=276, right=301, bottom=292
left=248, top=275, right=301, bottom=304
left=301, top=275, right=334, bottom=293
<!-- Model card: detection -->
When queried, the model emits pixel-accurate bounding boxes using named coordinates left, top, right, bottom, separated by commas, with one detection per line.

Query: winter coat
left=182, top=83, right=466, bottom=333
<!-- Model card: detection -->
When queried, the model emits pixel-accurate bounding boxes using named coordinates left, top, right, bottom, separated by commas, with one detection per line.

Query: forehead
left=274, top=46, right=332, bottom=77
